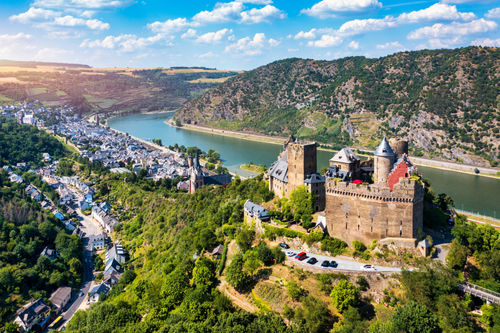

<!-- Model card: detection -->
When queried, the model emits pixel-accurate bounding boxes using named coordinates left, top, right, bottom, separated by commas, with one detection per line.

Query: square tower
left=287, top=141, right=317, bottom=194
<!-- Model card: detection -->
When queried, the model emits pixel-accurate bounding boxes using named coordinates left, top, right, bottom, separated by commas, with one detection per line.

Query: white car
left=362, top=264, right=376, bottom=271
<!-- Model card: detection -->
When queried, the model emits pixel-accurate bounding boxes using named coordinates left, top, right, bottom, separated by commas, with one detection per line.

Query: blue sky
left=0, top=0, right=499, bottom=69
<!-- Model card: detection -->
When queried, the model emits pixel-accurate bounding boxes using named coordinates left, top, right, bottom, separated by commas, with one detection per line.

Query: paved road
left=59, top=208, right=103, bottom=327
left=283, top=248, right=405, bottom=273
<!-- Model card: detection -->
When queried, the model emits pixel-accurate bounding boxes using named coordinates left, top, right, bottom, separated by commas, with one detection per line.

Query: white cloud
left=302, top=0, right=382, bottom=19
left=238, top=0, right=272, bottom=4
left=268, top=38, right=280, bottom=47
left=81, top=33, right=167, bottom=52
left=338, top=17, right=397, bottom=35
left=225, top=33, right=276, bottom=55
left=240, top=5, right=285, bottom=23
left=303, top=2, right=485, bottom=46
left=295, top=29, right=318, bottom=40
left=148, top=18, right=191, bottom=34
left=53, top=15, right=109, bottom=30
left=376, top=41, right=405, bottom=50
left=193, top=2, right=244, bottom=24
left=408, top=18, right=498, bottom=39
left=196, top=28, right=233, bottom=43
left=485, top=7, right=500, bottom=19
left=471, top=37, right=500, bottom=47
left=33, top=0, right=132, bottom=9
left=10, top=7, right=60, bottom=24
left=198, top=51, right=216, bottom=58
left=348, top=40, right=359, bottom=49
left=396, top=3, right=475, bottom=23
left=10, top=7, right=108, bottom=30
left=181, top=29, right=197, bottom=39
left=427, top=37, right=461, bottom=48
left=0, top=32, right=32, bottom=42
left=308, top=34, right=342, bottom=47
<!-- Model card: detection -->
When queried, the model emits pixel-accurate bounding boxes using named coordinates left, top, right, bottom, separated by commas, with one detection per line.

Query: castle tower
left=189, top=153, right=204, bottom=194
left=287, top=140, right=317, bottom=195
left=373, top=138, right=395, bottom=186
left=187, top=154, right=193, bottom=168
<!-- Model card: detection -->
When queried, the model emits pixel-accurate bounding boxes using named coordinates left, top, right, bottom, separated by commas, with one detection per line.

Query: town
left=0, top=102, right=232, bottom=331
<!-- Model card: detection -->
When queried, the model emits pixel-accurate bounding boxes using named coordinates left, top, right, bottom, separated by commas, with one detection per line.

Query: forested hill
left=0, top=118, right=69, bottom=167
left=175, top=47, right=500, bottom=167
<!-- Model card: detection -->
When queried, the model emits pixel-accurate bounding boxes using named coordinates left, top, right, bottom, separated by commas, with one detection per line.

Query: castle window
left=371, top=226, right=373, bottom=232
left=400, top=220, right=402, bottom=225
left=345, top=222, right=348, bottom=230
left=357, top=224, right=360, bottom=231
left=400, top=230, right=402, bottom=237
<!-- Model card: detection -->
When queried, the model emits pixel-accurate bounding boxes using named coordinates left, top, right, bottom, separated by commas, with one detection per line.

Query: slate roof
left=330, top=148, right=360, bottom=163
left=204, top=173, right=232, bottom=186
left=49, top=287, right=72, bottom=309
left=244, top=200, right=269, bottom=219
left=15, top=299, right=49, bottom=327
left=268, top=159, right=288, bottom=183
left=89, top=283, right=110, bottom=297
left=374, top=137, right=395, bottom=157
left=304, top=173, right=325, bottom=184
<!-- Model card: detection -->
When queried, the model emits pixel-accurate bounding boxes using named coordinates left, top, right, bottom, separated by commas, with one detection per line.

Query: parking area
left=281, top=247, right=404, bottom=273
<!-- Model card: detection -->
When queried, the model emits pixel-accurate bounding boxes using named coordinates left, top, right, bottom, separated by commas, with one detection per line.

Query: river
left=108, top=112, right=499, bottom=219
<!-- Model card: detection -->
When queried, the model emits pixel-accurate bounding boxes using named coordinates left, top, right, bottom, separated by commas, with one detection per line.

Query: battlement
left=325, top=177, right=423, bottom=203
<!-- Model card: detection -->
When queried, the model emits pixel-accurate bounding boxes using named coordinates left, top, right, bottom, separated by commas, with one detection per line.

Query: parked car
left=295, top=252, right=307, bottom=260
left=279, top=242, right=290, bottom=249
left=321, top=260, right=330, bottom=267
left=307, top=257, right=317, bottom=265
left=286, top=251, right=296, bottom=257
left=329, top=260, right=338, bottom=268
left=362, top=264, right=376, bottom=271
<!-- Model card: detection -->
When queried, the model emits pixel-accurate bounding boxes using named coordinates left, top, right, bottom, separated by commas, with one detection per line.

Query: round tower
left=373, top=137, right=395, bottom=185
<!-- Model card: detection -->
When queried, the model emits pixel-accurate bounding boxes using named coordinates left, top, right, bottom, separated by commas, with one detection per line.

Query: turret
left=187, top=154, right=193, bottom=168
left=373, top=137, right=395, bottom=185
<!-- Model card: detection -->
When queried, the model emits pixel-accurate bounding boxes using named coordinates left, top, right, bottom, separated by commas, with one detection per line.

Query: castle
left=187, top=154, right=232, bottom=194
left=268, top=137, right=424, bottom=246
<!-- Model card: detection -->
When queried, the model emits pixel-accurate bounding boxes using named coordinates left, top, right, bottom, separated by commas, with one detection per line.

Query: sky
left=0, top=0, right=499, bottom=70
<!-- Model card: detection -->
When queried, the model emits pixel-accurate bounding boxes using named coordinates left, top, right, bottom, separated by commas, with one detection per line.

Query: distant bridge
left=459, top=282, right=500, bottom=303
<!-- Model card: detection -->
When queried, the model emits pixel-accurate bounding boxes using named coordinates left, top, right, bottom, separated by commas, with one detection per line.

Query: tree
left=289, top=186, right=313, bottom=216
left=226, top=254, right=249, bottom=291
left=161, top=268, right=190, bottom=307
left=294, top=296, right=334, bottom=333
left=391, top=301, right=440, bottom=333
left=436, top=294, right=473, bottom=331
left=330, top=280, right=360, bottom=312
left=192, top=257, right=216, bottom=289
left=256, top=242, right=274, bottom=266
left=236, top=228, right=254, bottom=252
left=287, top=280, right=304, bottom=300
left=446, top=240, right=467, bottom=270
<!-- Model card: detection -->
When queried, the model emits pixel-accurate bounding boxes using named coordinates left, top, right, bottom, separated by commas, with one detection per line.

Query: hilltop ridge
left=175, top=47, right=500, bottom=167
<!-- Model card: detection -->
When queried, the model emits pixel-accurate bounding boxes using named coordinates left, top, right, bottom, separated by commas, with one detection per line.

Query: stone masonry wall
left=325, top=178, right=424, bottom=246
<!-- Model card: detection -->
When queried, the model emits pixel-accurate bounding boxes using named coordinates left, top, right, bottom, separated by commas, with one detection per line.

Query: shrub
left=321, top=236, right=347, bottom=256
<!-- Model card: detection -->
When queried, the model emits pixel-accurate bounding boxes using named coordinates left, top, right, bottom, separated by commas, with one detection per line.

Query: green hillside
left=175, top=47, right=500, bottom=166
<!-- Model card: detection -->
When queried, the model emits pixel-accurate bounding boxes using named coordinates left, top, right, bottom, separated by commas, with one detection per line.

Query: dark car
left=321, top=260, right=329, bottom=267
left=307, top=257, right=317, bottom=265
left=279, top=243, right=290, bottom=249
left=329, top=260, right=338, bottom=268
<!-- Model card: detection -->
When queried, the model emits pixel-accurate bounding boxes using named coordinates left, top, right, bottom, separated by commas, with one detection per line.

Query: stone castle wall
left=325, top=178, right=424, bottom=245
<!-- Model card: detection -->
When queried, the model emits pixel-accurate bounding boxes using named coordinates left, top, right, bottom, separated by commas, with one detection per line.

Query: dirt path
left=218, top=280, right=258, bottom=313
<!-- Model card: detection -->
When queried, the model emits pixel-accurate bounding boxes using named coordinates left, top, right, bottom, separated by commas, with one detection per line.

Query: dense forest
left=176, top=47, right=499, bottom=166
left=59, top=159, right=500, bottom=333
left=0, top=118, right=69, bottom=167
left=0, top=170, right=82, bottom=327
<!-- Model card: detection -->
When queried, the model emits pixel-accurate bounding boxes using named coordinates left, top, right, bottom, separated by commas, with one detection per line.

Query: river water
left=108, top=112, right=499, bottom=218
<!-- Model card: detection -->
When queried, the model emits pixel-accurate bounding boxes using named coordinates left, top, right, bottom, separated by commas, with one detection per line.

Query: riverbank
left=167, top=121, right=499, bottom=178
left=167, top=120, right=287, bottom=145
